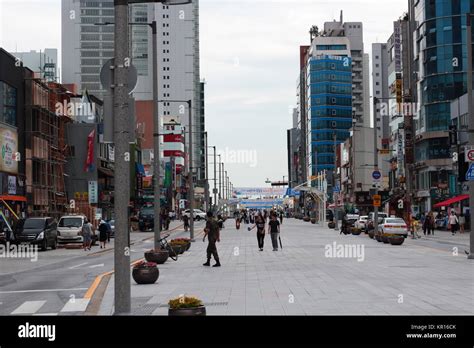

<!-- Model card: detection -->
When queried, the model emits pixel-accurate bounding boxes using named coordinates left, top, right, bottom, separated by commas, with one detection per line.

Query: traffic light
left=449, top=125, right=458, bottom=146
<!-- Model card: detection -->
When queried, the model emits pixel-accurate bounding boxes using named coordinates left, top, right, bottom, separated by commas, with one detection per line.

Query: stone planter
left=303, top=216, right=310, bottom=222
left=167, top=244, right=183, bottom=255
left=351, top=228, right=362, bottom=236
left=311, top=218, right=317, bottom=224
left=389, top=236, right=405, bottom=245
left=168, top=306, right=206, bottom=316
left=328, top=221, right=336, bottom=229
left=144, top=250, right=169, bottom=264
left=132, top=266, right=159, bottom=285
left=185, top=242, right=191, bottom=251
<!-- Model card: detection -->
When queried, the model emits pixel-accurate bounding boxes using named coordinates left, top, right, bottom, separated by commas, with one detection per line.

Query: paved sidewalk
left=98, top=219, right=474, bottom=315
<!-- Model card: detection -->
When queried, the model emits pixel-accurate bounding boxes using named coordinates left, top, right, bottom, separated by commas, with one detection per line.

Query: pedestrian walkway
left=98, top=219, right=474, bottom=315
left=10, top=298, right=90, bottom=316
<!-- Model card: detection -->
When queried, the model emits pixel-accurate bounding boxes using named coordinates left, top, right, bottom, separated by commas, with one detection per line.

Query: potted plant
left=303, top=216, right=310, bottom=222
left=173, top=238, right=191, bottom=251
left=388, top=234, right=405, bottom=246
left=132, top=261, right=159, bottom=285
left=170, top=239, right=189, bottom=254
left=144, top=249, right=169, bottom=264
left=351, top=227, right=362, bottom=236
left=168, top=296, right=206, bottom=316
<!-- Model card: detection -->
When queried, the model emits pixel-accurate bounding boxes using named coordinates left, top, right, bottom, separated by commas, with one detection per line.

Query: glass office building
left=415, top=0, right=474, bottom=152
left=307, top=55, right=352, bottom=179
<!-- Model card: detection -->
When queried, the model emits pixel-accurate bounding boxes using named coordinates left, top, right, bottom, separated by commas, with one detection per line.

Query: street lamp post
left=204, top=132, right=209, bottom=212
left=466, top=14, right=474, bottom=259
left=158, top=99, right=194, bottom=240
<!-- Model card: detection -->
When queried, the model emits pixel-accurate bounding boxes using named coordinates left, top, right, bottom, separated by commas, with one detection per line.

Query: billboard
left=234, top=187, right=286, bottom=197
left=0, top=128, right=18, bottom=174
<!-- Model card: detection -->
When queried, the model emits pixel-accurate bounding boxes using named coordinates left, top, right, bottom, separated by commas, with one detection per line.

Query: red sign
left=84, top=129, right=95, bottom=172
left=164, top=134, right=182, bottom=143
left=163, top=150, right=184, bottom=158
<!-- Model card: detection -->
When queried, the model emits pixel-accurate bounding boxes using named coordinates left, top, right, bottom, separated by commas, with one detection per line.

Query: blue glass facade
left=307, top=56, right=352, bottom=176
left=415, top=0, right=474, bottom=161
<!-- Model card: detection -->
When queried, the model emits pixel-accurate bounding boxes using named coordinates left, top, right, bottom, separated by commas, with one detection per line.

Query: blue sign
left=466, top=164, right=474, bottom=181
left=372, top=171, right=382, bottom=180
left=333, top=185, right=340, bottom=193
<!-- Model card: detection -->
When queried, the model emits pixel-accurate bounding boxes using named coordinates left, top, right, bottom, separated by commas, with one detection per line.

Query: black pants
left=256, top=231, right=265, bottom=249
left=206, top=238, right=219, bottom=261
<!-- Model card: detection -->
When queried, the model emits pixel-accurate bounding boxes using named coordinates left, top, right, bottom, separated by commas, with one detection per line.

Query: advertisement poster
left=0, top=128, right=18, bottom=174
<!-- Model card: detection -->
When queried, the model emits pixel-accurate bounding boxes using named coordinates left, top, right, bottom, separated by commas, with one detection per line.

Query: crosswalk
left=10, top=299, right=91, bottom=315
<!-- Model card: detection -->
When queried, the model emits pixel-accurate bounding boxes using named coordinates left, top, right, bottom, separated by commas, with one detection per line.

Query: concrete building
left=61, top=0, right=204, bottom=185
left=287, top=108, right=299, bottom=189
left=11, top=49, right=58, bottom=82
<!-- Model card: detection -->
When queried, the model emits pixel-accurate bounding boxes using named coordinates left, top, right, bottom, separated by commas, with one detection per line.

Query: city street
left=93, top=218, right=474, bottom=315
left=0, top=221, right=202, bottom=316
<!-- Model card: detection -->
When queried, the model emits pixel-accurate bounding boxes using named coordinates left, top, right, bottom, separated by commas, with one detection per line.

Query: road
left=0, top=221, right=205, bottom=316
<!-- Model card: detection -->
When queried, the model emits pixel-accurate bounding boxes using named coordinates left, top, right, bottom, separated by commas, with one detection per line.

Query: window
left=0, top=81, right=17, bottom=126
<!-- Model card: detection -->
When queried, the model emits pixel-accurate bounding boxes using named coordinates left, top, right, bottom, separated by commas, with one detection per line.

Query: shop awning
left=433, top=194, right=469, bottom=208
left=0, top=195, right=27, bottom=202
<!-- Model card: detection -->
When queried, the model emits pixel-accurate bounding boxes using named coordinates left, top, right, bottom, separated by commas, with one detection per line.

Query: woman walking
left=459, top=213, right=466, bottom=234
left=249, top=215, right=266, bottom=251
left=98, top=220, right=108, bottom=249
left=268, top=213, right=281, bottom=251
left=449, top=211, right=459, bottom=236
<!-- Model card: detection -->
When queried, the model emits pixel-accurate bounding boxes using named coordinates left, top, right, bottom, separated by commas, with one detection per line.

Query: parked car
left=183, top=209, right=207, bottom=221
left=138, top=206, right=155, bottom=231
left=377, top=217, right=409, bottom=239
left=367, top=212, right=388, bottom=231
left=0, top=227, right=7, bottom=245
left=14, top=217, right=58, bottom=251
left=355, top=215, right=369, bottom=232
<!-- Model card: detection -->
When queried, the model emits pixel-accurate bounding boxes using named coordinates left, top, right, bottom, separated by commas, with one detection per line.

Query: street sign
left=372, top=171, right=382, bottom=181
left=373, top=194, right=381, bottom=207
left=466, top=163, right=474, bottom=181
left=465, top=147, right=474, bottom=162
left=100, top=58, right=138, bottom=94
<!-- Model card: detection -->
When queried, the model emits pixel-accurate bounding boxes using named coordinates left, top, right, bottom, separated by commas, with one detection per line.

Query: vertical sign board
left=88, top=181, right=98, bottom=204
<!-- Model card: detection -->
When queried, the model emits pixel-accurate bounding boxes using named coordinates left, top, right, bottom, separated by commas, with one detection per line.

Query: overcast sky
left=0, top=0, right=408, bottom=187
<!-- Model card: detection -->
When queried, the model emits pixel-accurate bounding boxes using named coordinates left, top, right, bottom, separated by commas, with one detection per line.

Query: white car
left=355, top=216, right=369, bottom=231
left=183, top=209, right=206, bottom=221
left=57, top=215, right=97, bottom=244
left=377, top=217, right=409, bottom=238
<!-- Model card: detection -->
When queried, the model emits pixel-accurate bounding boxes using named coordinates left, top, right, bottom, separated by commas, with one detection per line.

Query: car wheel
left=41, top=239, right=48, bottom=251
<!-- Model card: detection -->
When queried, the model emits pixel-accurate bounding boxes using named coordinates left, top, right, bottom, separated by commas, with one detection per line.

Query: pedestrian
left=203, top=211, right=221, bottom=267
left=235, top=215, right=241, bottom=230
left=183, top=214, right=189, bottom=232
left=81, top=218, right=93, bottom=251
left=106, top=220, right=112, bottom=242
left=268, top=213, right=281, bottom=251
left=249, top=215, right=266, bottom=251
left=279, top=211, right=284, bottom=224
left=449, top=211, right=459, bottom=236
left=217, top=214, right=224, bottom=230
left=459, top=212, right=466, bottom=234
left=98, top=220, right=108, bottom=249
left=428, top=211, right=435, bottom=235
left=422, top=212, right=429, bottom=235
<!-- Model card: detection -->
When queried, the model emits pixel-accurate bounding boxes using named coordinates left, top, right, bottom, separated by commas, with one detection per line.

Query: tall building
left=61, top=0, right=205, bottom=192
left=11, top=49, right=58, bottom=82
left=411, top=0, right=473, bottom=211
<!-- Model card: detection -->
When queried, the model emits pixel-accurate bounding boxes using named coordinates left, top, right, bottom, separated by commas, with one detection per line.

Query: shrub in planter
left=172, top=238, right=191, bottom=251
left=351, top=228, right=362, bottom=236
left=132, top=261, right=159, bottom=285
left=388, top=235, right=405, bottom=246
left=168, top=296, right=206, bottom=316
left=144, top=249, right=169, bottom=264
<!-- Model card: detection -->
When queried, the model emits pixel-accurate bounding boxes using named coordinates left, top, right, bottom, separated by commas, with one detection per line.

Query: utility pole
left=151, top=20, right=161, bottom=250
left=113, top=0, right=131, bottom=315
left=187, top=100, right=194, bottom=241
left=466, top=14, right=474, bottom=259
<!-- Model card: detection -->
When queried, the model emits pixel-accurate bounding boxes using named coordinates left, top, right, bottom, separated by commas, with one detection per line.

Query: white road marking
left=69, top=262, right=89, bottom=269
left=60, top=298, right=90, bottom=312
left=11, top=300, right=46, bottom=315
left=0, top=288, right=88, bottom=294
left=33, top=313, right=58, bottom=316
left=89, top=263, right=104, bottom=269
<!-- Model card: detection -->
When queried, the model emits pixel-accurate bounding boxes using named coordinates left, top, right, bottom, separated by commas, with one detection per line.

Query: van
left=14, top=217, right=58, bottom=251
left=57, top=215, right=97, bottom=245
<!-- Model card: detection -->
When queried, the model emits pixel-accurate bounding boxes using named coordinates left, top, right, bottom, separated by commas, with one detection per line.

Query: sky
left=0, top=0, right=408, bottom=187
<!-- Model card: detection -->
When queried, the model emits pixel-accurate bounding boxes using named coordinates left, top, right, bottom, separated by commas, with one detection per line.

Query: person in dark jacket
left=98, top=220, right=109, bottom=249
left=203, top=212, right=221, bottom=267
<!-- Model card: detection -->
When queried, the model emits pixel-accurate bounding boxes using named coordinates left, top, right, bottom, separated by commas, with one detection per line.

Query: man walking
left=203, top=211, right=221, bottom=267
left=268, top=213, right=281, bottom=251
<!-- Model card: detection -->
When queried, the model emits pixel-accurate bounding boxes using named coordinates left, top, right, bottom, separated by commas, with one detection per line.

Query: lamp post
left=158, top=99, right=194, bottom=241
left=466, top=14, right=474, bottom=260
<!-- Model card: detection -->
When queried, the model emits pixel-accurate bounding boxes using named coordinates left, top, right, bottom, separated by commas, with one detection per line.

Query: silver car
left=378, top=217, right=409, bottom=238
